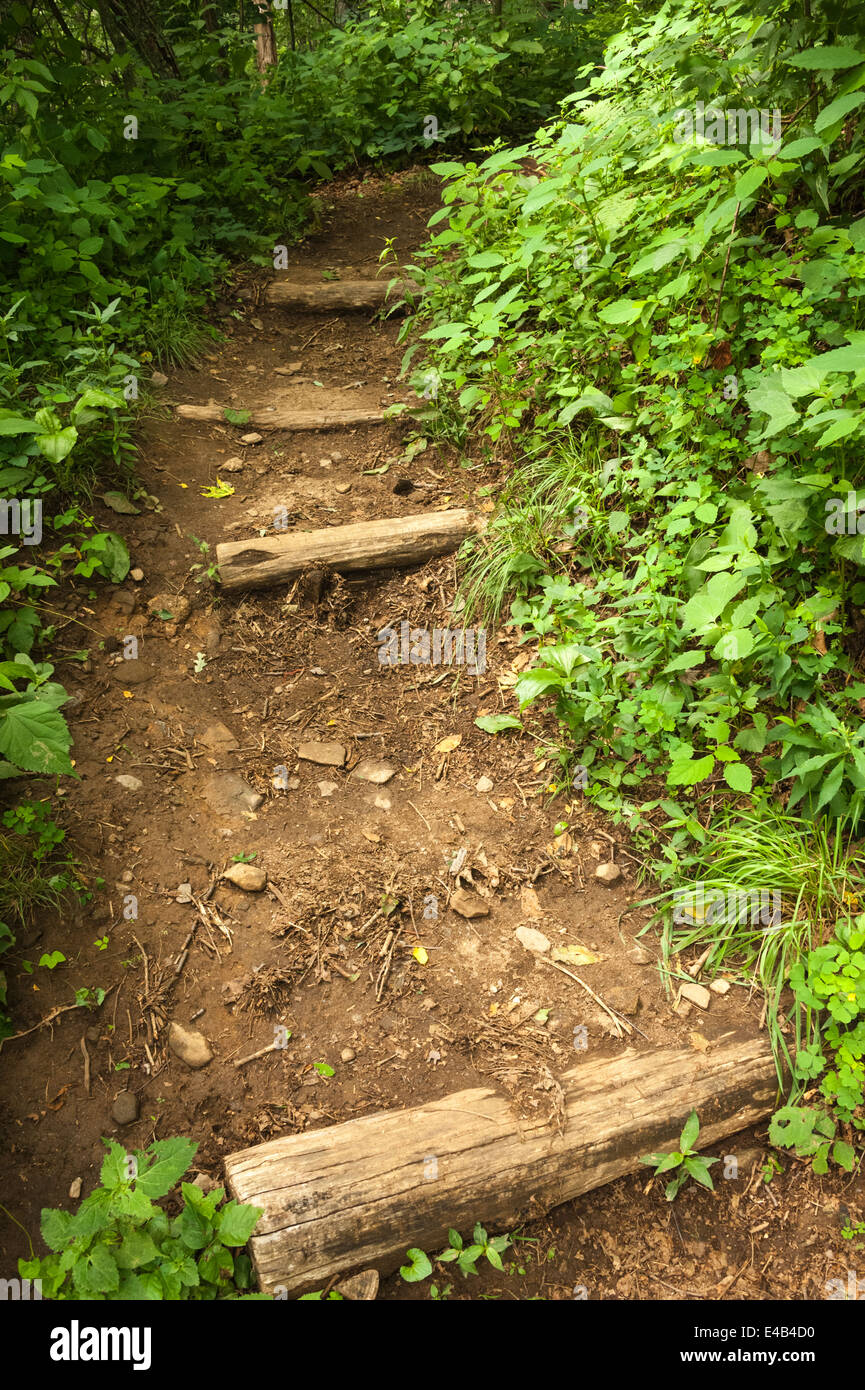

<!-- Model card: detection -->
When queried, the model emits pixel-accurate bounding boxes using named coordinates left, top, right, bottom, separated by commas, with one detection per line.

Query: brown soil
left=0, top=168, right=861, bottom=1303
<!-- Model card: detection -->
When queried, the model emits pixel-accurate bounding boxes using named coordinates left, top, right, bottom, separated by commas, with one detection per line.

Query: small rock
left=150, top=371, right=168, bottom=387
left=192, top=1171, right=219, bottom=1193
left=115, top=774, right=143, bottom=792
left=222, top=863, right=267, bottom=892
left=222, top=457, right=245, bottom=473
left=335, top=482, right=352, bottom=494
left=112, top=1091, right=139, bottom=1126
left=240, top=432, right=263, bottom=445
left=373, top=793, right=391, bottom=810
left=147, top=593, right=191, bottom=624
left=204, top=623, right=222, bottom=655
left=130, top=567, right=144, bottom=582
left=335, top=1269, right=379, bottom=1301
left=317, top=781, right=338, bottom=797
left=476, top=776, right=494, bottom=793
left=680, top=981, right=711, bottom=1010
left=450, top=888, right=490, bottom=919
left=176, top=883, right=194, bottom=904
left=203, top=772, right=263, bottom=818
left=274, top=361, right=303, bottom=375
left=606, top=986, right=640, bottom=1016
left=200, top=721, right=239, bottom=752
left=515, top=925, right=551, bottom=954
left=112, top=660, right=153, bottom=686
left=298, top=740, right=346, bottom=767
left=168, top=1021, right=213, bottom=1069
left=340, top=1047, right=356, bottom=1062
left=68, top=1178, right=82, bottom=1200
left=595, top=861, right=622, bottom=886
left=351, top=759, right=396, bottom=785
left=628, top=942, right=653, bottom=965
left=709, top=978, right=731, bottom=995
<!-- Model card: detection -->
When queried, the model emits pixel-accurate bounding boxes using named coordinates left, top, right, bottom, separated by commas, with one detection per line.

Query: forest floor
left=0, top=169, right=862, bottom=1302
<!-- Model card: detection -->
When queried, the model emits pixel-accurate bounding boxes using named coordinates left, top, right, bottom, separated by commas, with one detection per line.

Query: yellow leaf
left=435, top=734, right=461, bottom=754
left=412, top=946, right=428, bottom=965
left=122, top=691, right=133, bottom=699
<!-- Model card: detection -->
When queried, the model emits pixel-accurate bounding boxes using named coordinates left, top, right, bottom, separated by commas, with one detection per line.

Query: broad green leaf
left=724, top=761, right=753, bottom=793
left=0, top=697, right=73, bottom=774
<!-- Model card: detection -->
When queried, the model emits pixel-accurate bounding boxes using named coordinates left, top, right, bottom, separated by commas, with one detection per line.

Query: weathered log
left=175, top=402, right=389, bottom=432
left=216, top=508, right=479, bottom=591
left=264, top=279, right=419, bottom=311
left=224, top=1030, right=777, bottom=1296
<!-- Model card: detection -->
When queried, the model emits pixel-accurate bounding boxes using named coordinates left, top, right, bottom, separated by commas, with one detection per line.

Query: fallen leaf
left=412, top=946, right=429, bottom=965
left=551, top=942, right=605, bottom=966
left=435, top=734, right=462, bottom=754
left=689, top=1032, right=711, bottom=1053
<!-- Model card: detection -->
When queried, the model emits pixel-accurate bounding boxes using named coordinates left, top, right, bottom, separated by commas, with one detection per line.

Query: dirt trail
left=0, top=170, right=859, bottom=1301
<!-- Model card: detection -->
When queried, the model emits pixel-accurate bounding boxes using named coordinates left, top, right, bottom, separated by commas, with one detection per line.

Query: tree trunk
left=253, top=2, right=277, bottom=77
left=94, top=0, right=181, bottom=76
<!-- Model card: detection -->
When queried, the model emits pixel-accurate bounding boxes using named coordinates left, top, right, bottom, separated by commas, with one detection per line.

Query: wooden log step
left=264, top=278, right=419, bottom=311
left=216, top=508, right=480, bottom=592
left=176, top=402, right=389, bottom=432
left=224, top=1030, right=777, bottom=1296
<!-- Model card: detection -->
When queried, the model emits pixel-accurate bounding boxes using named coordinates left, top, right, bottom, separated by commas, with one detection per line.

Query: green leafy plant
left=436, top=1223, right=513, bottom=1277
left=20, top=1137, right=265, bottom=1299
left=641, top=1110, right=719, bottom=1200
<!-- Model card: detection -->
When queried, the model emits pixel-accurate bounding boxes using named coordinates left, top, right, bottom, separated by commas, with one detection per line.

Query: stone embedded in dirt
left=515, top=925, right=552, bottom=954
left=335, top=482, right=352, bottom=494
left=112, top=1091, right=139, bottom=1126
left=168, top=1021, right=213, bottom=1069
left=115, top=774, right=143, bottom=792
left=335, top=1269, right=379, bottom=1301
left=204, top=623, right=222, bottom=655
left=150, top=371, right=168, bottom=387
left=200, top=721, right=239, bottom=752
left=317, top=781, right=338, bottom=797
left=298, top=740, right=346, bottom=767
left=595, top=861, right=622, bottom=886
left=628, top=942, right=653, bottom=965
left=274, top=362, right=303, bottom=375
left=147, top=593, right=191, bottom=624
left=176, top=883, right=194, bottom=904
left=192, top=1171, right=219, bottom=1194
left=476, top=776, right=494, bottom=793
left=222, top=862, right=266, bottom=892
left=112, top=660, right=153, bottom=686
left=450, top=888, right=490, bottom=919
left=222, top=457, right=245, bottom=473
left=340, top=1047, right=356, bottom=1062
left=68, top=1177, right=82, bottom=1200
left=606, top=986, right=641, bottom=1016
left=240, top=432, right=263, bottom=444
left=373, top=793, right=391, bottom=810
left=680, top=981, right=711, bottom=1010
left=709, top=978, right=731, bottom=995
left=351, top=759, right=396, bottom=785
left=130, top=567, right=144, bottom=582
left=203, top=772, right=263, bottom=818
